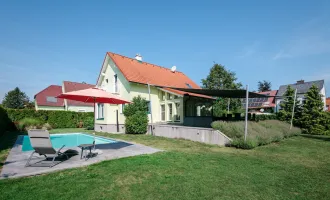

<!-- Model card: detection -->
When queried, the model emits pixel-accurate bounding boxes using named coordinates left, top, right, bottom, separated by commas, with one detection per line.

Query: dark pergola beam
left=166, top=87, right=268, bottom=98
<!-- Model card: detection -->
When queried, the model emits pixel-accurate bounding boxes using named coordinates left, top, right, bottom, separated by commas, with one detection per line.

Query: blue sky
left=1, top=0, right=330, bottom=101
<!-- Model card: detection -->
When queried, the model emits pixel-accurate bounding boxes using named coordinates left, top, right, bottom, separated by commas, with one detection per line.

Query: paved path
left=1, top=135, right=162, bottom=179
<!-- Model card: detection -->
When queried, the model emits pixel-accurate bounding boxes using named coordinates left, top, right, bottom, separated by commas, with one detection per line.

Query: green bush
left=42, top=123, right=52, bottom=130
left=0, top=106, right=13, bottom=135
left=5, top=108, right=93, bottom=129
left=230, top=138, right=258, bottom=149
left=212, top=120, right=301, bottom=149
left=254, top=114, right=277, bottom=122
left=125, top=111, right=149, bottom=134
left=123, top=96, right=149, bottom=134
left=83, top=116, right=94, bottom=130
left=18, top=118, right=43, bottom=131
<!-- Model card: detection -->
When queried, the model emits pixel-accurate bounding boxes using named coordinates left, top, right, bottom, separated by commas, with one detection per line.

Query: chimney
left=296, top=80, right=305, bottom=84
left=135, top=54, right=142, bottom=62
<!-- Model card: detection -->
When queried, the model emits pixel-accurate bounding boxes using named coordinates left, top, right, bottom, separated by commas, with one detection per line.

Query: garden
left=0, top=128, right=329, bottom=200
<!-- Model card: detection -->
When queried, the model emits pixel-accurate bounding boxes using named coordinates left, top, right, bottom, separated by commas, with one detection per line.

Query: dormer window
left=185, top=83, right=192, bottom=88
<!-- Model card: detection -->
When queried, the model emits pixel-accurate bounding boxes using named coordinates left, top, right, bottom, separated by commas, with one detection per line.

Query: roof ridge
left=63, top=80, right=95, bottom=86
left=107, top=52, right=185, bottom=74
left=280, top=79, right=324, bottom=87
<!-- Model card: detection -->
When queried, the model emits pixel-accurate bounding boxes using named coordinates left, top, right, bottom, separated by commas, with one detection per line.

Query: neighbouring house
left=275, top=80, right=326, bottom=112
left=244, top=90, right=278, bottom=113
left=95, top=52, right=214, bottom=133
left=34, top=81, right=95, bottom=112
left=326, top=97, right=330, bottom=111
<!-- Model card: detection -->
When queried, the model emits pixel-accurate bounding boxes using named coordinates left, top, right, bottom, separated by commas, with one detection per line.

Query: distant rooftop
left=277, top=80, right=324, bottom=97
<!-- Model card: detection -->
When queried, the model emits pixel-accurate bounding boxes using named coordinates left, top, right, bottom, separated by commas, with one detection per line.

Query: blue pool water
left=22, top=133, right=117, bottom=152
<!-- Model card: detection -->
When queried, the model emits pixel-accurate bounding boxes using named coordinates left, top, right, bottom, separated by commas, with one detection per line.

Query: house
left=95, top=52, right=214, bottom=133
left=275, top=80, right=326, bottom=112
left=245, top=90, right=278, bottom=113
left=34, top=81, right=95, bottom=112
left=326, top=97, right=330, bottom=111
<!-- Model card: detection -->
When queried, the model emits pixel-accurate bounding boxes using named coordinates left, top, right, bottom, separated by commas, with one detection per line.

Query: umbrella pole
left=93, top=98, right=96, bottom=151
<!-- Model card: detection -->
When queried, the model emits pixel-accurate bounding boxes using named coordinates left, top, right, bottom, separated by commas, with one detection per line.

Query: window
left=46, top=96, right=57, bottom=103
left=167, top=93, right=172, bottom=100
left=185, top=83, right=192, bottom=88
left=113, top=74, right=119, bottom=93
left=120, top=104, right=126, bottom=114
left=161, top=104, right=165, bottom=121
left=174, top=102, right=180, bottom=121
left=97, top=103, right=104, bottom=119
left=174, top=95, right=179, bottom=99
left=147, top=101, right=151, bottom=114
left=168, top=103, right=173, bottom=121
left=161, top=91, right=165, bottom=101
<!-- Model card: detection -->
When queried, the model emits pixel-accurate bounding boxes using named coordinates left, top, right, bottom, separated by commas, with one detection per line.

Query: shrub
left=42, top=123, right=52, bottom=130
left=125, top=111, right=149, bottom=134
left=123, top=96, right=149, bottom=134
left=230, top=138, right=258, bottom=149
left=212, top=120, right=302, bottom=149
left=254, top=114, right=277, bottom=122
left=83, top=116, right=94, bottom=130
left=5, top=108, right=93, bottom=129
left=0, top=106, right=13, bottom=135
left=18, top=118, right=43, bottom=131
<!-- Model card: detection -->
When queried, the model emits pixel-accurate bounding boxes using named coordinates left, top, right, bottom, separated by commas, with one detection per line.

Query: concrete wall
left=149, top=124, right=232, bottom=146
left=95, top=123, right=125, bottom=133
left=183, top=116, right=213, bottom=128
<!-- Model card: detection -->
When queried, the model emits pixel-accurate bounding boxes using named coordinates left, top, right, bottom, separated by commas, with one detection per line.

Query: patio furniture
left=26, top=129, right=69, bottom=168
left=78, top=142, right=97, bottom=160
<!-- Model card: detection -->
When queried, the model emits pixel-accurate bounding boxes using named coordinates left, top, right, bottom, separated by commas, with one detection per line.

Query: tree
left=123, top=96, right=149, bottom=134
left=277, top=85, right=301, bottom=123
left=258, top=80, right=272, bottom=92
left=2, top=87, right=30, bottom=109
left=298, top=85, right=326, bottom=135
left=201, top=63, right=242, bottom=116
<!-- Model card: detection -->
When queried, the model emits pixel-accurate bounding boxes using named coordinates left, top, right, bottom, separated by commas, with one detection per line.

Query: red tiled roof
left=35, top=85, right=64, bottom=107
left=326, top=97, right=330, bottom=111
left=249, top=90, right=277, bottom=109
left=106, top=52, right=201, bottom=89
left=163, top=88, right=214, bottom=100
left=63, top=81, right=95, bottom=106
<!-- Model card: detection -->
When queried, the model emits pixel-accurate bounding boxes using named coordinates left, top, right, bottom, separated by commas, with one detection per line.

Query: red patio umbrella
left=56, top=87, right=130, bottom=129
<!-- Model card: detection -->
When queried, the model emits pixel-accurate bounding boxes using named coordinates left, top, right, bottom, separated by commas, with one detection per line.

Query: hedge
left=0, top=106, right=13, bottom=135
left=4, top=108, right=94, bottom=129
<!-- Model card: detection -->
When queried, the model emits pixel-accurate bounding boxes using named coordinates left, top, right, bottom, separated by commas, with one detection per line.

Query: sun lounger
left=26, top=129, right=69, bottom=167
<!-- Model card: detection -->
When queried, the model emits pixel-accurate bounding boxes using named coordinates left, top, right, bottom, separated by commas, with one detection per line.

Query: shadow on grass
left=301, top=134, right=330, bottom=142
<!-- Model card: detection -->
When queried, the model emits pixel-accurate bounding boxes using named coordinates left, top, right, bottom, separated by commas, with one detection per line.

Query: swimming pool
left=22, top=133, right=117, bottom=152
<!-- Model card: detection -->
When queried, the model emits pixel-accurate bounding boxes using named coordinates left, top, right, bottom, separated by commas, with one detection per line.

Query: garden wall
left=149, top=124, right=232, bottom=146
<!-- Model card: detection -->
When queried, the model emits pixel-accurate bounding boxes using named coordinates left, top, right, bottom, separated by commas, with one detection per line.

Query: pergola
left=166, top=86, right=270, bottom=142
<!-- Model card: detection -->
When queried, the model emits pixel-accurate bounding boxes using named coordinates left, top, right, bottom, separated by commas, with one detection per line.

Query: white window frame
left=97, top=103, right=104, bottom=119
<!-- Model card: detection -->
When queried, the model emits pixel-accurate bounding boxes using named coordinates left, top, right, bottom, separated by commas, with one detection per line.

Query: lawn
left=0, top=128, right=330, bottom=200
